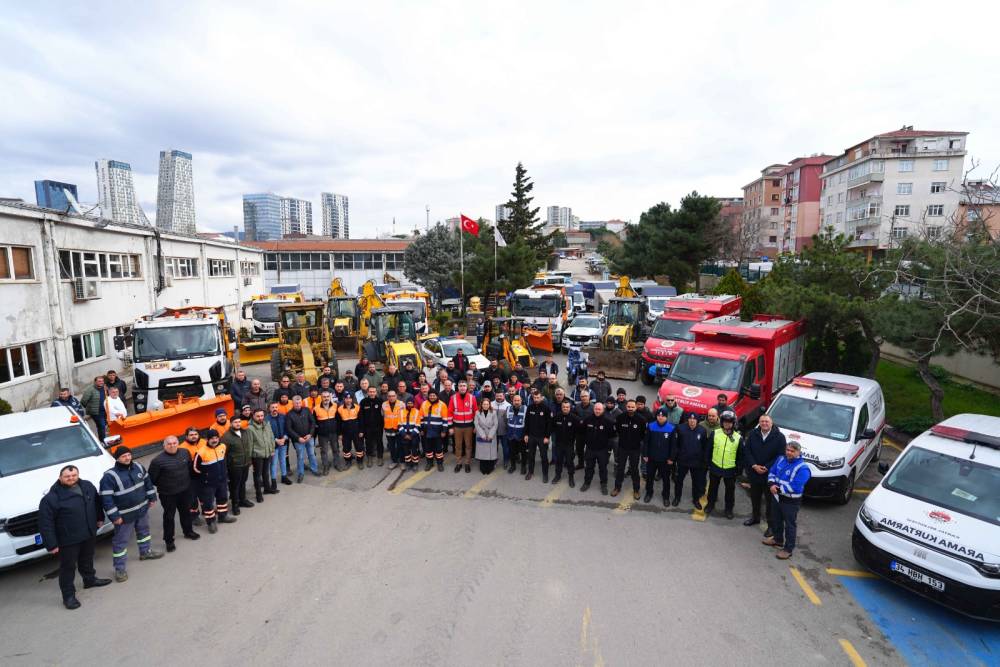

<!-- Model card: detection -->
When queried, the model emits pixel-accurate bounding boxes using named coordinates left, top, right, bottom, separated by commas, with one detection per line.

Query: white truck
left=114, top=306, right=237, bottom=413
left=509, top=286, right=573, bottom=348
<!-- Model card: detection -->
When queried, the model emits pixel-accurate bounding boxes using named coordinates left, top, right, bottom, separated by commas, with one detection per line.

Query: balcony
left=847, top=171, right=884, bottom=189
left=848, top=233, right=880, bottom=248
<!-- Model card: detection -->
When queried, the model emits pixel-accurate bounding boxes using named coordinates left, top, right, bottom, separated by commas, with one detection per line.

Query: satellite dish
left=64, top=188, right=84, bottom=216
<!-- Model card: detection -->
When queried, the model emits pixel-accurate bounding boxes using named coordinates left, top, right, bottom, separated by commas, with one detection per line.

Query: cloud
left=1, top=1, right=997, bottom=235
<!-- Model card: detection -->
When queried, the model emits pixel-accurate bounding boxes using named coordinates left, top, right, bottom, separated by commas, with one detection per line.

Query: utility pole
left=425, top=205, right=430, bottom=232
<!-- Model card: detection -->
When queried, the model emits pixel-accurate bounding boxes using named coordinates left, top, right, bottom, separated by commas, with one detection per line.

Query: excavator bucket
left=107, top=394, right=235, bottom=452
left=582, top=346, right=640, bottom=381
left=238, top=338, right=278, bottom=365
left=523, top=328, right=554, bottom=352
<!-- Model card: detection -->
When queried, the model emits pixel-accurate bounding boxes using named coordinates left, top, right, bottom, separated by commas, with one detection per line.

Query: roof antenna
left=969, top=441, right=977, bottom=461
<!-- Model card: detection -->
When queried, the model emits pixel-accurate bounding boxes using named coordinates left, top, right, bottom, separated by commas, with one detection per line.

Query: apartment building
left=819, top=126, right=968, bottom=253
left=742, top=164, right=787, bottom=257
left=280, top=197, right=313, bottom=236
left=779, top=155, right=833, bottom=251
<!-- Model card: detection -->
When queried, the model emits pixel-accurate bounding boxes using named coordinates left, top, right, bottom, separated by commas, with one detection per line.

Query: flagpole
left=494, top=229, right=498, bottom=284
left=460, top=220, right=465, bottom=318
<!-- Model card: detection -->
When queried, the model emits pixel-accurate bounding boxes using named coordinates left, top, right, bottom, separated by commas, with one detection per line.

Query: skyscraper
left=34, top=180, right=78, bottom=210
left=495, top=204, right=511, bottom=222
left=95, top=159, right=148, bottom=225
left=546, top=205, right=572, bottom=231
left=280, top=197, right=313, bottom=236
left=321, top=192, right=349, bottom=238
left=243, top=193, right=282, bottom=241
left=155, top=149, right=196, bottom=234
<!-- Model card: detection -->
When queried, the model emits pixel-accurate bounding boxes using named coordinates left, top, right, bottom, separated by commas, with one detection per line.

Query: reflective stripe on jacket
left=711, top=428, right=741, bottom=471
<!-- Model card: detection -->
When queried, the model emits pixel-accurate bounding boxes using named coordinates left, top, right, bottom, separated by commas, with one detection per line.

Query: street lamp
left=425, top=205, right=430, bottom=232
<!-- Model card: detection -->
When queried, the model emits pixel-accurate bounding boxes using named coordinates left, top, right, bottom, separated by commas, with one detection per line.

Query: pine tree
left=501, top=162, right=551, bottom=262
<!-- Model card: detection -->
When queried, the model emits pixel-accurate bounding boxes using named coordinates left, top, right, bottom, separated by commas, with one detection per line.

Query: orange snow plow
left=523, top=326, right=554, bottom=352
left=107, top=394, right=234, bottom=453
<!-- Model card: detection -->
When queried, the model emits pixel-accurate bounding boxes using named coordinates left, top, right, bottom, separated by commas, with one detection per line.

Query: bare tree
left=719, top=209, right=765, bottom=265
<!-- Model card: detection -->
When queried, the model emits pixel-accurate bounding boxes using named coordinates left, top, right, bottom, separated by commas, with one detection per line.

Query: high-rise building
left=819, top=126, right=967, bottom=254
left=243, top=193, right=282, bottom=241
left=546, top=205, right=573, bottom=231
left=34, top=180, right=78, bottom=210
left=155, top=149, right=196, bottom=234
left=95, top=159, right=148, bottom=226
left=779, top=155, right=833, bottom=252
left=495, top=204, right=511, bottom=222
left=742, top=164, right=788, bottom=258
left=321, top=193, right=349, bottom=238
left=280, top=197, right=313, bottom=236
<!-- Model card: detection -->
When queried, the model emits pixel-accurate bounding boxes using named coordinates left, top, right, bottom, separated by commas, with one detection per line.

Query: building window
left=837, top=193, right=843, bottom=203
left=770, top=207, right=779, bottom=216
left=926, top=226, right=942, bottom=239
left=240, top=260, right=260, bottom=277
left=264, top=255, right=278, bottom=271
left=0, top=341, right=45, bottom=384
left=825, top=214, right=832, bottom=225
left=898, top=160, right=914, bottom=173
left=770, top=194, right=779, bottom=201
left=0, top=245, right=35, bottom=281
left=71, top=331, right=106, bottom=364
left=165, top=257, right=199, bottom=278
left=385, top=253, right=405, bottom=270
left=835, top=212, right=843, bottom=224
left=932, top=159, right=949, bottom=172
left=208, top=259, right=235, bottom=277
left=771, top=179, right=781, bottom=187
left=894, top=205, right=910, bottom=217
left=826, top=196, right=832, bottom=206
left=854, top=148, right=863, bottom=159
left=891, top=228, right=908, bottom=240
left=896, top=183, right=912, bottom=195
left=58, top=250, right=141, bottom=280
left=930, top=182, right=946, bottom=194
left=927, top=205, right=944, bottom=217
left=768, top=236, right=777, bottom=243
left=967, top=209, right=981, bottom=222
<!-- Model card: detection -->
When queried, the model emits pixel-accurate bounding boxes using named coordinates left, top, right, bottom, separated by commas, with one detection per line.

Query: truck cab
left=510, top=287, right=572, bottom=348
left=656, top=314, right=805, bottom=428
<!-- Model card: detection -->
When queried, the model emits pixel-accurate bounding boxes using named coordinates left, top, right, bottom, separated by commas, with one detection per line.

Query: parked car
left=561, top=313, right=604, bottom=351
left=420, top=336, right=490, bottom=373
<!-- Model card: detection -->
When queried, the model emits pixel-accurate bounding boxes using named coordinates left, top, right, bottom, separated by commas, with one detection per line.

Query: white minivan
left=766, top=373, right=885, bottom=504
left=0, top=406, right=116, bottom=569
left=853, top=414, right=1000, bottom=620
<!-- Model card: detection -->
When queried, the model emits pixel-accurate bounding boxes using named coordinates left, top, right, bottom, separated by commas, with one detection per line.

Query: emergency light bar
left=930, top=424, right=1000, bottom=450
left=792, top=377, right=859, bottom=394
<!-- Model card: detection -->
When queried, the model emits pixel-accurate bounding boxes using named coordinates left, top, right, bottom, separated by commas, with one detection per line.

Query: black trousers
left=159, top=488, right=194, bottom=544
left=365, top=430, right=384, bottom=458
left=707, top=473, right=736, bottom=512
left=228, top=464, right=250, bottom=505
left=555, top=439, right=575, bottom=476
left=584, top=448, right=610, bottom=485
left=509, top=438, right=526, bottom=468
left=252, top=456, right=272, bottom=495
left=771, top=497, right=802, bottom=551
left=644, top=459, right=672, bottom=498
left=674, top=465, right=707, bottom=501
left=58, top=538, right=97, bottom=599
left=615, top=448, right=641, bottom=492
left=526, top=436, right=549, bottom=475
left=748, top=479, right=774, bottom=525
left=575, top=436, right=586, bottom=469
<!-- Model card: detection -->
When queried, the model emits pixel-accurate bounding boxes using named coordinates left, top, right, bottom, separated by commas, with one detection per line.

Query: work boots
left=218, top=512, right=238, bottom=524
left=567, top=474, right=575, bottom=488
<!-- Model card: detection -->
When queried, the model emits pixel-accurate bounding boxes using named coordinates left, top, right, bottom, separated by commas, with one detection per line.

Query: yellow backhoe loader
left=237, top=292, right=304, bottom=364
left=357, top=280, right=423, bottom=370
left=270, top=302, right=337, bottom=383
left=481, top=317, right=535, bottom=372
left=582, top=276, right=647, bottom=380
left=326, top=278, right=360, bottom=350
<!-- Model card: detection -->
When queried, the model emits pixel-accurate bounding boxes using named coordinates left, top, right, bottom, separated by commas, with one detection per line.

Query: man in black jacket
left=642, top=409, right=676, bottom=505
left=570, top=391, right=594, bottom=470
left=672, top=412, right=710, bottom=509
left=614, top=400, right=647, bottom=500
left=230, top=369, right=251, bottom=409
left=580, top=402, right=615, bottom=495
left=38, top=465, right=112, bottom=609
left=360, top=385, right=385, bottom=467
left=523, top=391, right=553, bottom=482
left=550, top=400, right=580, bottom=487
left=742, top=414, right=787, bottom=533
left=148, top=435, right=201, bottom=552
left=286, top=395, right=318, bottom=482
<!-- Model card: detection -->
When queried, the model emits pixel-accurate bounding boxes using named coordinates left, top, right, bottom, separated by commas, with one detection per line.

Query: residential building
left=280, top=197, right=313, bottom=236
left=956, top=179, right=1000, bottom=241
left=578, top=220, right=607, bottom=231
left=779, top=155, right=833, bottom=251
left=245, top=237, right=411, bottom=297
left=495, top=204, right=511, bottom=222
left=34, top=180, right=78, bottom=211
left=742, top=164, right=788, bottom=258
left=95, top=159, right=148, bottom=226
left=320, top=192, right=349, bottom=238
left=155, top=149, right=196, bottom=234
left=243, top=193, right=282, bottom=241
left=820, top=126, right=968, bottom=254
left=546, top=205, right=573, bottom=231
left=0, top=200, right=264, bottom=410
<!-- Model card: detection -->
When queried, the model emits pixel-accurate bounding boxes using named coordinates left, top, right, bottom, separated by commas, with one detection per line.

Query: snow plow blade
left=583, top=346, right=639, bottom=381
left=523, top=328, right=554, bottom=352
left=238, top=338, right=277, bottom=365
left=107, top=395, right=235, bottom=454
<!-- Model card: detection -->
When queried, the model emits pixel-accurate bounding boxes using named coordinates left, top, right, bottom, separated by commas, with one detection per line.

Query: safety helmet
left=720, top=410, right=737, bottom=423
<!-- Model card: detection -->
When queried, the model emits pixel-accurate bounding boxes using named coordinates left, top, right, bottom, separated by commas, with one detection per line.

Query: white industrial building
left=0, top=201, right=264, bottom=411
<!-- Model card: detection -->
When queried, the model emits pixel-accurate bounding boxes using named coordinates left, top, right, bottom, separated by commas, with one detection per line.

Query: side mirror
left=228, top=327, right=237, bottom=342
left=747, top=384, right=762, bottom=400
left=877, top=462, right=890, bottom=475
left=229, top=342, right=237, bottom=353
left=858, top=428, right=877, bottom=441
left=113, top=335, right=126, bottom=352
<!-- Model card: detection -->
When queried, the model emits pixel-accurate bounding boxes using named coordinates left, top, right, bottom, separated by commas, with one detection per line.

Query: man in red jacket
left=449, top=380, right=477, bottom=473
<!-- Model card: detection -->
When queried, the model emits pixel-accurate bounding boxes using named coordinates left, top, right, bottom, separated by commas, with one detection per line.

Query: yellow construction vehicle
left=582, top=276, right=647, bottom=380
left=383, top=271, right=402, bottom=288
left=481, top=317, right=535, bottom=371
left=326, top=278, right=360, bottom=350
left=382, top=288, right=432, bottom=335
left=237, top=292, right=304, bottom=364
left=270, top=302, right=337, bottom=383
left=357, top=280, right=423, bottom=370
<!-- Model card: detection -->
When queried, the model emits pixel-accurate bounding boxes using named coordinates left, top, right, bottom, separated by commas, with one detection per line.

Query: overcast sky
left=1, top=1, right=997, bottom=236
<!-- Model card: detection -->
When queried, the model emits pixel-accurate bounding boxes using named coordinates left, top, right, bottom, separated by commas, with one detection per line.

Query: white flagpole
left=460, top=221, right=465, bottom=318
left=494, top=228, right=498, bottom=284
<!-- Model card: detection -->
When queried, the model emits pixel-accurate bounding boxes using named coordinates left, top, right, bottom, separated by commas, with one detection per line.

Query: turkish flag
left=460, top=214, right=480, bottom=236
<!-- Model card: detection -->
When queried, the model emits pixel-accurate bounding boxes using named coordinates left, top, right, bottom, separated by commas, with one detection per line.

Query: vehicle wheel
left=836, top=471, right=855, bottom=505
left=270, top=350, right=282, bottom=383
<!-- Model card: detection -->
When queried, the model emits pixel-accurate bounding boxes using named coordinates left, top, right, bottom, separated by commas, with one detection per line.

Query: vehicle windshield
left=0, top=425, right=102, bottom=477
left=442, top=340, right=479, bottom=357
left=375, top=312, right=416, bottom=342
left=651, top=318, right=696, bottom=342
left=668, top=354, right=742, bottom=391
left=392, top=301, right=426, bottom=322
left=134, top=324, right=220, bottom=362
left=768, top=395, right=855, bottom=442
left=511, top=295, right=562, bottom=318
left=281, top=309, right=320, bottom=328
left=885, top=446, right=1000, bottom=527
left=570, top=316, right=602, bottom=329
left=252, top=301, right=287, bottom=323
left=607, top=301, right=639, bottom=325
left=328, top=298, right=357, bottom=318
left=573, top=292, right=585, bottom=305
left=648, top=298, right=668, bottom=312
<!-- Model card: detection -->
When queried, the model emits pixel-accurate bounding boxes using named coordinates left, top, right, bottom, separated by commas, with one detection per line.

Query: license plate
left=145, top=362, right=168, bottom=370
left=890, top=560, right=945, bottom=591
left=34, top=534, right=43, bottom=545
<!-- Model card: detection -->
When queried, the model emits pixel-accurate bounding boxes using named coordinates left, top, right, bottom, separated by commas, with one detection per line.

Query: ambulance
left=853, top=414, right=1000, bottom=620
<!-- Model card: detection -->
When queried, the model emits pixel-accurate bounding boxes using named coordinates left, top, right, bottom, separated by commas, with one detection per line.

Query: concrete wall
left=264, top=268, right=408, bottom=300
left=881, top=342, right=1000, bottom=391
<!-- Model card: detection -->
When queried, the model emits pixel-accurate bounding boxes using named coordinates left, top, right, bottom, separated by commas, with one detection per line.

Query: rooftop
left=244, top=238, right=412, bottom=251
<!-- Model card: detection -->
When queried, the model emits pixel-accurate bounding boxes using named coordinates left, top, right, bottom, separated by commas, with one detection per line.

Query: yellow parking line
left=539, top=482, right=567, bottom=507
left=854, top=488, right=873, bottom=495
left=389, top=468, right=434, bottom=495
left=883, top=439, right=902, bottom=452
left=613, top=493, right=638, bottom=514
left=690, top=494, right=708, bottom=521
left=319, top=465, right=357, bottom=486
left=838, top=639, right=867, bottom=667
left=826, top=568, right=878, bottom=578
left=463, top=470, right=499, bottom=498
left=789, top=567, right=822, bottom=606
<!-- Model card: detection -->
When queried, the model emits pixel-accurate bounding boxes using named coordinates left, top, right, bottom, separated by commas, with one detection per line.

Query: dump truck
left=271, top=301, right=337, bottom=383
left=582, top=277, right=647, bottom=380
left=237, top=291, right=304, bottom=364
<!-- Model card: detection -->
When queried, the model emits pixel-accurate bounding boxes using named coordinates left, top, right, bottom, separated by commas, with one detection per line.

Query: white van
left=0, top=407, right=116, bottom=568
left=766, top=373, right=885, bottom=504
left=853, top=414, right=1000, bottom=620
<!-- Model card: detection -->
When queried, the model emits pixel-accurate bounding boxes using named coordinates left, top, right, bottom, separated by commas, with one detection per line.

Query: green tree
left=612, top=193, right=722, bottom=289
left=501, top=162, right=551, bottom=262
left=712, top=269, right=764, bottom=321
left=403, top=224, right=460, bottom=303
left=459, top=219, right=541, bottom=299
left=551, top=230, right=568, bottom=248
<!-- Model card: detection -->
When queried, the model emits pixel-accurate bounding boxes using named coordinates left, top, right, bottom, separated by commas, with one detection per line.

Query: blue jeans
left=294, top=438, right=318, bottom=475
left=271, top=444, right=288, bottom=478
left=772, top=497, right=801, bottom=552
